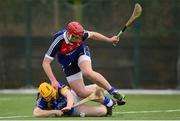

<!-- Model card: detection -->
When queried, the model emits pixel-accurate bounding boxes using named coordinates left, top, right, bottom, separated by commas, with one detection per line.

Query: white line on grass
left=0, top=109, right=180, bottom=119
left=114, top=109, right=180, bottom=114
left=0, top=115, right=33, bottom=119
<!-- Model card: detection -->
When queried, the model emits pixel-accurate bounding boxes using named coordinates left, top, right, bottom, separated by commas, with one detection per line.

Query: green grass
left=0, top=94, right=180, bottom=120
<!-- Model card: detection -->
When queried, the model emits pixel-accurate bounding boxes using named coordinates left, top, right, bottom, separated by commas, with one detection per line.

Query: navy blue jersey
left=45, top=29, right=89, bottom=60
left=36, top=82, right=74, bottom=115
left=45, top=29, right=91, bottom=77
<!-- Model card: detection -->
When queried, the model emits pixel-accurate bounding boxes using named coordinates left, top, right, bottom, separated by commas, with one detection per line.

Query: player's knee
left=76, top=89, right=91, bottom=98
left=82, top=69, right=94, bottom=79
left=97, top=110, right=107, bottom=116
left=96, top=106, right=107, bottom=116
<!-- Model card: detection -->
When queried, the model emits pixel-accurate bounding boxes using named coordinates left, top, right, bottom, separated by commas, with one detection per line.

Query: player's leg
left=77, top=46, right=125, bottom=105
left=70, top=82, right=117, bottom=108
left=64, top=45, right=111, bottom=98
left=71, top=84, right=116, bottom=111
left=64, top=45, right=125, bottom=105
left=73, top=104, right=108, bottom=116
left=77, top=46, right=112, bottom=91
left=64, top=57, right=93, bottom=98
left=68, top=78, right=93, bottom=98
left=78, top=59, right=125, bottom=105
left=85, top=84, right=116, bottom=107
left=79, top=60, right=112, bottom=90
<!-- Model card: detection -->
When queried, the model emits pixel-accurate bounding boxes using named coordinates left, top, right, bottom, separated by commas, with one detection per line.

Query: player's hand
left=61, top=106, right=72, bottom=112
left=52, top=81, right=59, bottom=90
left=110, top=36, right=119, bottom=45
left=55, top=110, right=63, bottom=116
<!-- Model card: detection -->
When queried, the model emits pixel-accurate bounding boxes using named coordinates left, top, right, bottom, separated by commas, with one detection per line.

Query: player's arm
left=33, top=107, right=63, bottom=117
left=42, top=56, right=59, bottom=89
left=88, top=31, right=119, bottom=44
left=43, top=36, right=62, bottom=89
left=61, top=86, right=74, bottom=112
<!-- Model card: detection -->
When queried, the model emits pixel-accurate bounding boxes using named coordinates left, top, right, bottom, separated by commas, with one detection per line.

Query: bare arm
left=88, top=31, right=119, bottom=44
left=33, top=107, right=63, bottom=117
left=42, top=57, right=59, bottom=89
left=61, top=89, right=74, bottom=112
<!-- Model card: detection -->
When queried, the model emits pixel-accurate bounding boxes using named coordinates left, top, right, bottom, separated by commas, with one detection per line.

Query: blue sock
left=103, top=96, right=114, bottom=107
left=107, top=87, right=116, bottom=95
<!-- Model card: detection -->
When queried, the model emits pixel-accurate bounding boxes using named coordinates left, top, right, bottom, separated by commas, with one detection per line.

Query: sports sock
left=103, top=96, right=114, bottom=107
left=107, top=87, right=116, bottom=95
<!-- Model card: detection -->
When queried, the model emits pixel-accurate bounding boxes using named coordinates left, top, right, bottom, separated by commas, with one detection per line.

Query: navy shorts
left=57, top=45, right=91, bottom=82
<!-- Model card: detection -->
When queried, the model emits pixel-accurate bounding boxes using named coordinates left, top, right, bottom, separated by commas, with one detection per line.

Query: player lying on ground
left=42, top=21, right=125, bottom=105
left=33, top=82, right=116, bottom=117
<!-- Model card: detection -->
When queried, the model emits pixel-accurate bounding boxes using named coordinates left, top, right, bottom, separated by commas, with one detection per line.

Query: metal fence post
left=132, top=0, right=142, bottom=88
left=25, top=0, right=32, bottom=87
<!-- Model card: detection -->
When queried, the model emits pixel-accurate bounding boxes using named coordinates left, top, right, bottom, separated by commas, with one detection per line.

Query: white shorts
left=70, top=90, right=83, bottom=116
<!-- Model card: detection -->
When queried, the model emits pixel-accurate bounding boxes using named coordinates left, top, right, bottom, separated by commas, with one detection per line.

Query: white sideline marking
left=114, top=109, right=180, bottom=114
left=0, top=115, right=33, bottom=119
left=0, top=109, right=180, bottom=119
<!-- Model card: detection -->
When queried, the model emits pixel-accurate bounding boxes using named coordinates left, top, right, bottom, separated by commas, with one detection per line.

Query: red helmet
left=67, top=21, right=84, bottom=36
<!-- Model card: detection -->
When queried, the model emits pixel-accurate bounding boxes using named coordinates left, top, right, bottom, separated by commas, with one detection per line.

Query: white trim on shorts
left=78, top=55, right=91, bottom=67
left=66, top=55, right=91, bottom=83
left=66, top=72, right=83, bottom=83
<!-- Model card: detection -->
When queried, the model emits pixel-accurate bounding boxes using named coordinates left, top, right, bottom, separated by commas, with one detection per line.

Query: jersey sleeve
left=58, top=82, right=69, bottom=94
left=45, top=34, right=63, bottom=60
left=36, top=98, right=48, bottom=110
left=82, top=30, right=90, bottom=41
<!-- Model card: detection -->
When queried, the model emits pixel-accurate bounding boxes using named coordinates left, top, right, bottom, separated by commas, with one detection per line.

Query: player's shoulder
left=53, top=29, right=66, bottom=35
left=52, top=29, right=66, bottom=40
left=82, top=30, right=90, bottom=40
left=36, top=92, right=40, bottom=100
left=36, top=92, right=46, bottom=106
left=84, top=30, right=89, bottom=35
left=57, top=81, right=70, bottom=94
left=36, top=92, right=45, bottom=102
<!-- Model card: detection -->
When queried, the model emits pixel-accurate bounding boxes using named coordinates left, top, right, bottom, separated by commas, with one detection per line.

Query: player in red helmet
left=66, top=22, right=85, bottom=43
left=67, top=22, right=84, bottom=36
left=42, top=21, right=125, bottom=110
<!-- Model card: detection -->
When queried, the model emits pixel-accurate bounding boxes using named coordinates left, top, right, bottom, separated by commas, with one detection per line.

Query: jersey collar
left=63, top=31, right=73, bottom=45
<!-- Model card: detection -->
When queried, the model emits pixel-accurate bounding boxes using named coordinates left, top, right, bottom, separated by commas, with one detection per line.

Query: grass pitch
left=0, top=94, right=180, bottom=120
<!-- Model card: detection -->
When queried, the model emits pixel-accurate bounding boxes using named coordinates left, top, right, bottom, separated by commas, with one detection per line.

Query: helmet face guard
left=67, top=21, right=85, bottom=37
left=38, top=82, right=56, bottom=102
